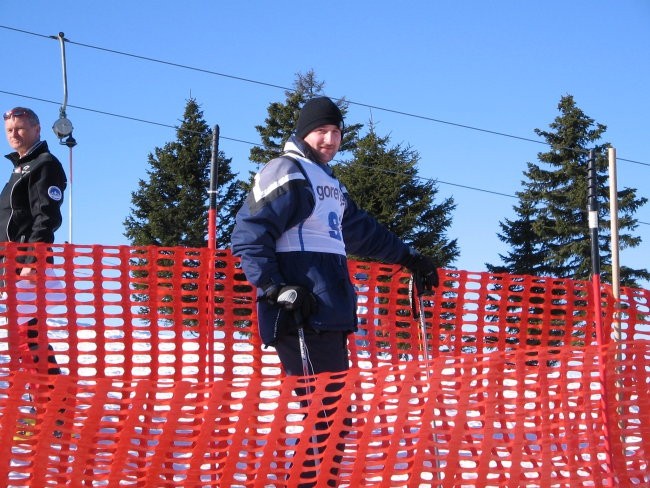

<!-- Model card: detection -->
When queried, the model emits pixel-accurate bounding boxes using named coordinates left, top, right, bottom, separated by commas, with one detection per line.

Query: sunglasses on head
left=3, top=109, right=29, bottom=120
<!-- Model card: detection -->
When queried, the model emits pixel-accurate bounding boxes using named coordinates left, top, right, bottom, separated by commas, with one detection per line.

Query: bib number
left=328, top=212, right=342, bottom=241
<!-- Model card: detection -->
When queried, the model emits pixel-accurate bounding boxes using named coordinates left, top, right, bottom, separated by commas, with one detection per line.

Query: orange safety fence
left=0, top=242, right=648, bottom=487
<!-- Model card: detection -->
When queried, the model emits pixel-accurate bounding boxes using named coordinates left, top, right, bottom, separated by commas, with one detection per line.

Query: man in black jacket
left=2, top=107, right=67, bottom=376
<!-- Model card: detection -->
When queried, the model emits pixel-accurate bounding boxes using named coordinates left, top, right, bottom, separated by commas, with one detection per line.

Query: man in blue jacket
left=233, top=96, right=437, bottom=374
left=232, top=96, right=438, bottom=485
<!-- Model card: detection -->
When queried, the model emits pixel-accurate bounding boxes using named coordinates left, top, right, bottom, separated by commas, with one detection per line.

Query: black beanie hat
left=295, top=97, right=344, bottom=139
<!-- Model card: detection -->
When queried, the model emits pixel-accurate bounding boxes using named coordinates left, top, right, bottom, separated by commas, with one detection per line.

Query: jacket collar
left=282, top=136, right=335, bottom=176
left=5, top=140, right=48, bottom=167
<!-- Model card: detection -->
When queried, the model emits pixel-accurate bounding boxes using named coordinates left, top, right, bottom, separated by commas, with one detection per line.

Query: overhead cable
left=0, top=24, right=647, bottom=168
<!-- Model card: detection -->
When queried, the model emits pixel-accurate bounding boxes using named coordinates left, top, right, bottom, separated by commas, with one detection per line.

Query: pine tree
left=487, top=199, right=544, bottom=275
left=123, top=98, right=244, bottom=248
left=249, top=70, right=362, bottom=165
left=334, top=124, right=459, bottom=267
left=487, top=95, right=648, bottom=287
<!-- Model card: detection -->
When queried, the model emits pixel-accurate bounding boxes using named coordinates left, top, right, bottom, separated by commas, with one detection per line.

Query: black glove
left=261, top=283, right=284, bottom=306
left=402, top=252, right=439, bottom=294
left=276, top=285, right=317, bottom=322
left=263, top=284, right=317, bottom=328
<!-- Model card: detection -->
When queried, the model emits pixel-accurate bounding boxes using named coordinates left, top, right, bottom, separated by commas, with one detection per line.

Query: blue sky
left=2, top=1, right=649, bottom=287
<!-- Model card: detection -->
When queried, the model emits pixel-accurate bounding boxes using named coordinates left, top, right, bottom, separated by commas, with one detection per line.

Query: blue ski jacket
left=231, top=137, right=413, bottom=346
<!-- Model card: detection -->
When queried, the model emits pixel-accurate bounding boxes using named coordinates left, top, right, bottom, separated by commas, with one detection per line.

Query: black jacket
left=1, top=141, right=67, bottom=244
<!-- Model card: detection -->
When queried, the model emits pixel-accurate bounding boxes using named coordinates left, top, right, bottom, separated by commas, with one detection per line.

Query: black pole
left=587, top=149, right=600, bottom=277
left=209, top=125, right=219, bottom=210
left=207, top=125, right=219, bottom=250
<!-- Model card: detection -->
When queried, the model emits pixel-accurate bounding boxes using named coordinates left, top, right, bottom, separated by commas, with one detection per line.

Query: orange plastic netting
left=0, top=243, right=648, bottom=487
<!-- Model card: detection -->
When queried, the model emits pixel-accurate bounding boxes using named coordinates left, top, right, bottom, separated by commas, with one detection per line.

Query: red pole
left=207, top=125, right=219, bottom=250
left=206, top=125, right=221, bottom=481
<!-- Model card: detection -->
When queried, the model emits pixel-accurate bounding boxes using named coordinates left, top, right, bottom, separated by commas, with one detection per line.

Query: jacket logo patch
left=48, top=186, right=63, bottom=201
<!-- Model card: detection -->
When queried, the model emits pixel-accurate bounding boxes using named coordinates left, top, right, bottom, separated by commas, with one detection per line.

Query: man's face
left=5, top=114, right=40, bottom=157
left=303, top=124, right=342, bottom=164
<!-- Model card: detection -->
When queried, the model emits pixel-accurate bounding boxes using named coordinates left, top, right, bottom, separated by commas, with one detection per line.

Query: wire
left=1, top=26, right=648, bottom=226
left=1, top=24, right=648, bottom=168
left=0, top=89, right=258, bottom=145
left=341, top=162, right=518, bottom=198
left=2, top=88, right=648, bottom=227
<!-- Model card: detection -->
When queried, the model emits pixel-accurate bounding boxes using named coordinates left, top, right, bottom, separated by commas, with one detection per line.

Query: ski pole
left=418, top=294, right=431, bottom=378
left=409, top=275, right=430, bottom=377
left=276, top=288, right=313, bottom=377
left=410, top=273, right=443, bottom=487
left=297, top=325, right=311, bottom=377
left=292, top=307, right=311, bottom=376
left=275, top=290, right=322, bottom=447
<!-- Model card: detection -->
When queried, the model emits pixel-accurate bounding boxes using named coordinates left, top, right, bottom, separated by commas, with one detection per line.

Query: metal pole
left=68, top=147, right=72, bottom=244
left=59, top=33, right=70, bottom=243
left=608, top=148, right=621, bottom=341
left=57, top=33, right=69, bottom=116
left=53, top=33, right=70, bottom=122
left=609, top=146, right=628, bottom=453
left=65, top=137, right=77, bottom=243
left=53, top=32, right=75, bottom=243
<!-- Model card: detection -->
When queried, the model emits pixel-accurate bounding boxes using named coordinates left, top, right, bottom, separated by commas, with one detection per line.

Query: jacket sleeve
left=341, top=192, right=412, bottom=265
left=27, top=157, right=67, bottom=243
left=231, top=158, right=314, bottom=290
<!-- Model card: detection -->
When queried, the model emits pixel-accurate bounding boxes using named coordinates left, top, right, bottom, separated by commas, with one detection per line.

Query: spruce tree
left=487, top=95, right=648, bottom=287
left=250, top=69, right=362, bottom=165
left=123, top=98, right=244, bottom=248
left=487, top=199, right=544, bottom=275
left=334, top=124, right=459, bottom=267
